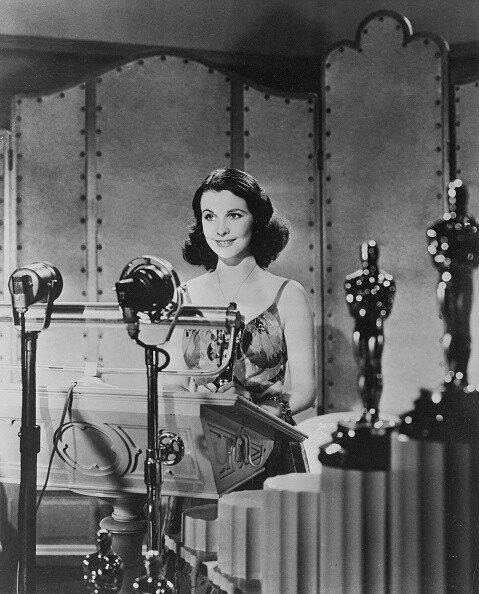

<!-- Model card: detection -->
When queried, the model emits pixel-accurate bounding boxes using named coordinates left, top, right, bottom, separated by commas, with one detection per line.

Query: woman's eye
left=229, top=212, right=241, bottom=219
left=202, top=213, right=214, bottom=221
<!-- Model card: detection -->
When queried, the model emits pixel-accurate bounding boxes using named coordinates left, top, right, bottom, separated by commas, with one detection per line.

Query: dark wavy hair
left=182, top=168, right=290, bottom=271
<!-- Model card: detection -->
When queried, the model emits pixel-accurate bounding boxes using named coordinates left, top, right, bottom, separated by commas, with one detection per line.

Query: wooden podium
left=0, top=379, right=307, bottom=590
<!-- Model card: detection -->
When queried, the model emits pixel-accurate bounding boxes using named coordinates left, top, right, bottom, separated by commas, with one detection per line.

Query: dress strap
left=272, top=279, right=291, bottom=307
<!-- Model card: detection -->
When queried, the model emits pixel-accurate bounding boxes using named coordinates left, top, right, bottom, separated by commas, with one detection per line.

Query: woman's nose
left=217, top=218, right=229, bottom=236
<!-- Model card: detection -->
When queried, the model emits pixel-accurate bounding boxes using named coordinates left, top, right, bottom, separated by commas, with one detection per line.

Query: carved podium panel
left=0, top=381, right=306, bottom=500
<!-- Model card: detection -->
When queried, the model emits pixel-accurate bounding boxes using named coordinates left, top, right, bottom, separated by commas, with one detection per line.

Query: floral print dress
left=182, top=280, right=290, bottom=402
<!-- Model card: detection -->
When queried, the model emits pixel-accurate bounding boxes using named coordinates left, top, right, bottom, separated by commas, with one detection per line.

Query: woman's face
left=200, top=190, right=254, bottom=264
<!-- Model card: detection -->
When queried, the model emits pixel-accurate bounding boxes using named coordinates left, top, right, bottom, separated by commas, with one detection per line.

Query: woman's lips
left=215, top=239, right=235, bottom=246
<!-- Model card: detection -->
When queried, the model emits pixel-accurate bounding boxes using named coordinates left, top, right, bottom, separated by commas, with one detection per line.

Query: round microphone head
left=36, top=262, right=63, bottom=301
left=8, top=261, right=63, bottom=307
left=116, top=256, right=181, bottom=323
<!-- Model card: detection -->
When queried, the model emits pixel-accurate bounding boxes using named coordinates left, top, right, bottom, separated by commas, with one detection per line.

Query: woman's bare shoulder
left=268, top=273, right=311, bottom=313
left=267, top=272, right=308, bottom=298
left=285, top=280, right=311, bottom=307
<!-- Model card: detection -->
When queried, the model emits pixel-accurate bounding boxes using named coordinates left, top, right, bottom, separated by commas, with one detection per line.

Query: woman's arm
left=280, top=280, right=316, bottom=414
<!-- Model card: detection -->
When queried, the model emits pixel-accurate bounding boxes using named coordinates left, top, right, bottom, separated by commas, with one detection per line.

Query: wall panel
left=244, top=90, right=319, bottom=294
left=93, top=55, right=232, bottom=377
left=454, top=80, right=479, bottom=387
left=9, top=85, right=89, bottom=378
left=322, top=11, right=449, bottom=415
left=94, top=55, right=232, bottom=296
left=243, top=88, right=321, bottom=396
left=0, top=131, right=13, bottom=379
left=12, top=87, right=87, bottom=300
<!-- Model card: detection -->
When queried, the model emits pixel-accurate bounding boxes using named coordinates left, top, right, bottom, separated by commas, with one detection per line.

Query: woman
left=180, top=168, right=316, bottom=420
left=161, top=168, right=316, bottom=554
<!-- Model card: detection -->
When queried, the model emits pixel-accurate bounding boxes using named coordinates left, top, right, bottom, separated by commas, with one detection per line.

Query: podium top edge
left=0, top=382, right=308, bottom=440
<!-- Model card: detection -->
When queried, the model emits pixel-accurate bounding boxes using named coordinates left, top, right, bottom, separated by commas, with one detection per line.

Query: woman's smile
left=215, top=238, right=235, bottom=247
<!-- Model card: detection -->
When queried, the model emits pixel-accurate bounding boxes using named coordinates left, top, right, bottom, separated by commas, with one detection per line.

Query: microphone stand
left=17, top=313, right=39, bottom=594
left=144, top=345, right=170, bottom=553
left=131, top=339, right=184, bottom=594
left=114, top=256, right=242, bottom=591
left=12, top=285, right=55, bottom=594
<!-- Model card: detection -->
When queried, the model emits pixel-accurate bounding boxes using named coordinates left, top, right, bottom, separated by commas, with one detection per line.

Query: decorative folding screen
left=321, top=11, right=450, bottom=415
left=7, top=55, right=320, bottom=394
left=5, top=12, right=469, bottom=418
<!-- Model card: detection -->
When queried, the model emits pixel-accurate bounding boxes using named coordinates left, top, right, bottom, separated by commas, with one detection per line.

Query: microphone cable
left=36, top=381, right=77, bottom=512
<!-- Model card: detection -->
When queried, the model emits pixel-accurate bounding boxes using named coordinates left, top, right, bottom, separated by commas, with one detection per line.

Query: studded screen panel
left=322, top=11, right=449, bottom=415
left=92, top=56, right=232, bottom=378
left=243, top=88, right=321, bottom=395
left=455, top=81, right=479, bottom=387
left=12, top=86, right=87, bottom=301
left=94, top=55, right=232, bottom=298
left=243, top=90, right=319, bottom=297
left=0, top=132, right=12, bottom=380
left=455, top=81, right=479, bottom=212
left=9, top=85, right=90, bottom=378
left=0, top=132, right=7, bottom=300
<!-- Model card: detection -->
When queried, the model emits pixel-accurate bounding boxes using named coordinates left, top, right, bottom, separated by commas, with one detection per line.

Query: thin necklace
left=216, top=262, right=257, bottom=303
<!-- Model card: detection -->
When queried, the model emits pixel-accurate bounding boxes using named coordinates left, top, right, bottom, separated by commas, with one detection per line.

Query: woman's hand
left=222, top=381, right=284, bottom=418
left=196, top=381, right=283, bottom=418
left=217, top=381, right=253, bottom=400
left=257, top=381, right=284, bottom=418
left=196, top=382, right=219, bottom=393
left=258, top=400, right=283, bottom=417
left=196, top=381, right=252, bottom=401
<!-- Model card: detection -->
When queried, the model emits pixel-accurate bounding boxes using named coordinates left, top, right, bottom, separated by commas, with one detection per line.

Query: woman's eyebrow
left=201, top=208, right=248, bottom=214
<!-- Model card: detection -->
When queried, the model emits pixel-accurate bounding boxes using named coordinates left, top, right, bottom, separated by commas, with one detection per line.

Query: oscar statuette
left=318, top=240, right=397, bottom=471
left=389, top=180, right=479, bottom=593
left=400, top=179, right=479, bottom=440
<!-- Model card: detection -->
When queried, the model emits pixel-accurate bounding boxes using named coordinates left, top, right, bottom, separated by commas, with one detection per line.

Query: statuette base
left=400, top=384, right=479, bottom=443
left=318, top=417, right=398, bottom=471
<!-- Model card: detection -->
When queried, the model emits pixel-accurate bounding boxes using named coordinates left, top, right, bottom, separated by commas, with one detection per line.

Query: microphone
left=115, top=256, right=182, bottom=338
left=9, top=263, right=63, bottom=591
left=115, top=255, right=242, bottom=376
left=8, top=262, right=63, bottom=310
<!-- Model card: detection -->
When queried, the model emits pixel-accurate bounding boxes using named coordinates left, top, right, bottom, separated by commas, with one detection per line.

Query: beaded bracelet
left=259, top=393, right=293, bottom=424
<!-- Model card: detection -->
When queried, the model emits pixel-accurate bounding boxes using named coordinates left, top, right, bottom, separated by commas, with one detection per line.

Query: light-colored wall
left=0, top=0, right=477, bottom=54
